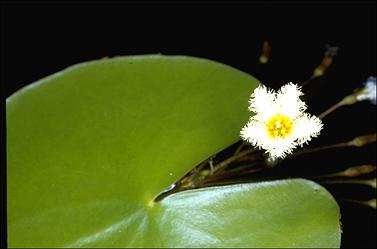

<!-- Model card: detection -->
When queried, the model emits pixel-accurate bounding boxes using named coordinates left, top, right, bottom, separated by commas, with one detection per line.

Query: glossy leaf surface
left=7, top=55, right=340, bottom=247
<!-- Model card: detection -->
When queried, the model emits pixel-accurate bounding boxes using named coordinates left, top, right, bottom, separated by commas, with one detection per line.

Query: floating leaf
left=7, top=55, right=341, bottom=247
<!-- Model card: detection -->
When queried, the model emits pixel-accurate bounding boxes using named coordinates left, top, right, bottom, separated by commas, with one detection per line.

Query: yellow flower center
left=266, top=114, right=293, bottom=139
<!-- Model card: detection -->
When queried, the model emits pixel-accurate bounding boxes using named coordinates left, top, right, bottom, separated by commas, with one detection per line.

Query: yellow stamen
left=266, top=114, right=293, bottom=139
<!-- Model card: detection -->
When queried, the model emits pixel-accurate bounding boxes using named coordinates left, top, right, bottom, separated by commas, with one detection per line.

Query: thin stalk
left=318, top=91, right=364, bottom=119
left=289, top=133, right=376, bottom=158
left=288, top=142, right=348, bottom=158
left=342, top=198, right=376, bottom=209
left=302, top=53, right=335, bottom=89
left=319, top=178, right=376, bottom=188
left=212, top=149, right=256, bottom=175
left=311, top=165, right=376, bottom=179
left=233, top=141, right=247, bottom=155
left=318, top=101, right=345, bottom=119
left=200, top=166, right=267, bottom=187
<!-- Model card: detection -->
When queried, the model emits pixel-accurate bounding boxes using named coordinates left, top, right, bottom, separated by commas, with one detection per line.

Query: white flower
left=240, top=83, right=323, bottom=159
left=356, top=76, right=376, bottom=105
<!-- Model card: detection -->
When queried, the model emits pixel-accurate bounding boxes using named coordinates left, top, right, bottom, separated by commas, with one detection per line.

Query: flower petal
left=264, top=136, right=297, bottom=159
left=248, top=85, right=277, bottom=122
left=275, top=83, right=306, bottom=119
left=293, top=113, right=323, bottom=146
left=240, top=118, right=267, bottom=147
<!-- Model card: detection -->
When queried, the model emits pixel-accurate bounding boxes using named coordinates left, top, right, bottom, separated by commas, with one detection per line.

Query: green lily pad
left=7, top=55, right=341, bottom=247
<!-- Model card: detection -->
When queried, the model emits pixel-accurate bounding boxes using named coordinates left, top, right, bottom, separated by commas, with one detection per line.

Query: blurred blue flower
left=357, top=76, right=376, bottom=105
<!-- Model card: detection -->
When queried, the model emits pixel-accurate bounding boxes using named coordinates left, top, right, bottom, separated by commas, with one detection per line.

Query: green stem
left=318, top=101, right=345, bottom=119
left=342, top=198, right=376, bottom=209
left=289, top=133, right=376, bottom=158
left=319, top=178, right=376, bottom=188
left=233, top=141, right=247, bottom=155
left=318, top=94, right=360, bottom=119
left=288, top=142, right=348, bottom=158
left=212, top=148, right=256, bottom=175
left=311, top=165, right=376, bottom=179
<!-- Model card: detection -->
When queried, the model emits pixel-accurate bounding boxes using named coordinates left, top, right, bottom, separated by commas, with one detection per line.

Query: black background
left=2, top=1, right=376, bottom=248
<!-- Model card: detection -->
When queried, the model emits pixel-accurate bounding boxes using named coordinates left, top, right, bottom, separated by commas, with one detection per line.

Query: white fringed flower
left=241, top=83, right=323, bottom=159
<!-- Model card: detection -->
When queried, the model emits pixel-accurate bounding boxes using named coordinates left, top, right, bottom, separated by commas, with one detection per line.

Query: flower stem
left=318, top=178, right=376, bottom=188
left=289, top=142, right=348, bottom=157
left=311, top=165, right=376, bottom=179
left=212, top=148, right=256, bottom=175
left=289, top=133, right=376, bottom=158
left=312, top=164, right=376, bottom=179
left=318, top=95, right=357, bottom=119
left=342, top=198, right=376, bottom=209
left=233, top=141, right=247, bottom=155
left=318, top=101, right=345, bottom=119
left=318, top=86, right=372, bottom=119
left=302, top=54, right=335, bottom=89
